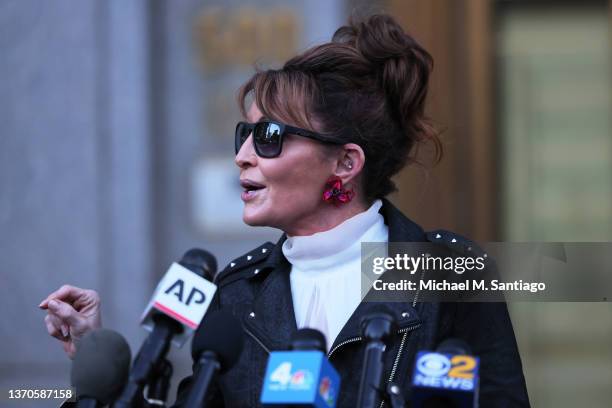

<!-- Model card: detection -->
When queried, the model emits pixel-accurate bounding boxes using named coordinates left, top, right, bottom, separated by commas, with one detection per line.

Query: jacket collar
left=243, top=198, right=426, bottom=352
left=380, top=197, right=426, bottom=243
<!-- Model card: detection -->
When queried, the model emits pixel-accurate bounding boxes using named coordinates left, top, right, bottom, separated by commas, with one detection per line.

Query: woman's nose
left=235, top=134, right=257, bottom=168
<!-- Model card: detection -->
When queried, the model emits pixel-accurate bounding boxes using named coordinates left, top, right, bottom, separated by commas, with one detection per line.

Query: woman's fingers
left=39, top=284, right=85, bottom=309
left=44, top=313, right=67, bottom=340
left=61, top=339, right=77, bottom=359
left=46, top=313, right=70, bottom=337
left=41, top=285, right=102, bottom=360
left=44, top=314, right=60, bottom=338
left=39, top=285, right=100, bottom=327
left=72, top=289, right=101, bottom=314
left=46, top=299, right=81, bottom=328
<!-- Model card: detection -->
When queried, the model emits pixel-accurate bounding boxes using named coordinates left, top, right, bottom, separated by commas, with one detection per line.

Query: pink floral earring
left=323, top=176, right=354, bottom=206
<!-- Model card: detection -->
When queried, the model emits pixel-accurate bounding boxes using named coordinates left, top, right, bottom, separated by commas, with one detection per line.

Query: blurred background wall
left=1, top=0, right=611, bottom=406
left=388, top=1, right=612, bottom=406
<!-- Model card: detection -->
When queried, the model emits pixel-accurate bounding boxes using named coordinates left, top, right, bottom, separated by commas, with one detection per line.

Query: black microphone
left=357, top=307, right=398, bottom=408
left=411, top=338, right=479, bottom=408
left=71, top=329, right=132, bottom=408
left=184, top=310, right=244, bottom=408
left=143, top=359, right=172, bottom=407
left=437, top=338, right=471, bottom=356
left=114, top=249, right=218, bottom=407
left=291, top=328, right=327, bottom=352
left=179, top=248, right=218, bottom=282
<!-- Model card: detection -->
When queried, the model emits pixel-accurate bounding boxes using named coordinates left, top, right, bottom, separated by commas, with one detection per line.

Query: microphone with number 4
left=261, top=329, right=340, bottom=408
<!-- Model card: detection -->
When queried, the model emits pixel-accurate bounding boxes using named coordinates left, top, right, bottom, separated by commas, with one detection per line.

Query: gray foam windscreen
left=70, top=328, right=132, bottom=404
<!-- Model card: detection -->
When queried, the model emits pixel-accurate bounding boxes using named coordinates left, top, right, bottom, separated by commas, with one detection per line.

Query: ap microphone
left=261, top=328, right=341, bottom=407
left=179, top=248, right=218, bottom=282
left=411, top=338, right=480, bottom=408
left=357, top=307, right=397, bottom=408
left=71, top=329, right=132, bottom=408
left=143, top=358, right=172, bottom=407
left=140, top=248, right=218, bottom=347
left=184, top=310, right=245, bottom=408
left=114, top=249, right=218, bottom=407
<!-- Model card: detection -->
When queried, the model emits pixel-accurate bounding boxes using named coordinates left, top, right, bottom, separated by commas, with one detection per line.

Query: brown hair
left=237, top=14, right=442, bottom=202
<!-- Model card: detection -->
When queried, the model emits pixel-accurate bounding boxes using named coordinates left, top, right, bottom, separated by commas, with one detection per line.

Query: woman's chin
left=242, top=209, right=268, bottom=227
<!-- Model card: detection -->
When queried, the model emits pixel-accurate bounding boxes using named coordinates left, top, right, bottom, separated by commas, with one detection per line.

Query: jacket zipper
left=327, top=322, right=420, bottom=361
left=247, top=321, right=420, bottom=360
left=379, top=322, right=421, bottom=408
left=327, top=336, right=362, bottom=359
left=244, top=325, right=271, bottom=354
left=377, top=268, right=424, bottom=406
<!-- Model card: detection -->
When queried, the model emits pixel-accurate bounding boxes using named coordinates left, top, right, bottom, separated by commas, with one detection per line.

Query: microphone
left=290, top=328, right=327, bottom=352
left=70, top=329, right=132, bottom=408
left=179, top=248, right=218, bottom=282
left=261, top=328, right=341, bottom=407
left=114, top=249, right=218, bottom=407
left=411, top=338, right=480, bottom=408
left=356, top=307, right=397, bottom=408
left=143, top=359, right=172, bottom=407
left=184, top=310, right=245, bottom=408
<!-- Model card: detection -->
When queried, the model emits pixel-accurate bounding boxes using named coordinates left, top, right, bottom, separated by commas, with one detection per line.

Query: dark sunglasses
left=235, top=120, right=343, bottom=158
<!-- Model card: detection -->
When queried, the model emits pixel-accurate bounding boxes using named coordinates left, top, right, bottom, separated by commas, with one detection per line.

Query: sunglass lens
left=235, top=123, right=251, bottom=154
left=254, top=122, right=282, bottom=158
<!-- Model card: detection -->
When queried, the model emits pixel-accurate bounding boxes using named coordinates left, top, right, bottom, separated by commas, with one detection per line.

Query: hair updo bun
left=238, top=14, right=442, bottom=202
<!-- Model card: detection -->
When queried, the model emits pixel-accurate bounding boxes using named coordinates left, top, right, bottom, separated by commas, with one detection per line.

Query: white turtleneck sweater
left=282, top=200, right=388, bottom=351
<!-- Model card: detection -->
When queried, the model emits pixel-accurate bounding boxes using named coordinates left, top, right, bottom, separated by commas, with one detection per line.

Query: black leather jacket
left=173, top=199, right=530, bottom=407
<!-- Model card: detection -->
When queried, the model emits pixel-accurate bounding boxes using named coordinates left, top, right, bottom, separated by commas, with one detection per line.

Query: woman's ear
left=333, top=143, right=365, bottom=183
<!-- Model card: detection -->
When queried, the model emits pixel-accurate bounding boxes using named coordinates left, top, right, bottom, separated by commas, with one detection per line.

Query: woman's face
left=235, top=103, right=337, bottom=235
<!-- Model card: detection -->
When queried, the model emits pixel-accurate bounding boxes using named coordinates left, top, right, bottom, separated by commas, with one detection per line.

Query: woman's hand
left=39, top=285, right=102, bottom=358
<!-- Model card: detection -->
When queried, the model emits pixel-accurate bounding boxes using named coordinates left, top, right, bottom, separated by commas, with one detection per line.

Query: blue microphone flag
left=261, top=350, right=340, bottom=407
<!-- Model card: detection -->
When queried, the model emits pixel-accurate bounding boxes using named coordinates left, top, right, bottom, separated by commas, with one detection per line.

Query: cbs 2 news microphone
left=411, top=339, right=480, bottom=408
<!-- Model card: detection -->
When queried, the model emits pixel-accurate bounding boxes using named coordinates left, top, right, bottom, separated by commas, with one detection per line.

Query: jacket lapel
left=243, top=234, right=298, bottom=351
left=329, top=198, right=427, bottom=351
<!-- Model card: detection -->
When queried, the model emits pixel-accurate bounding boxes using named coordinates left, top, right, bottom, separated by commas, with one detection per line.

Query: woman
left=41, top=14, right=529, bottom=407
